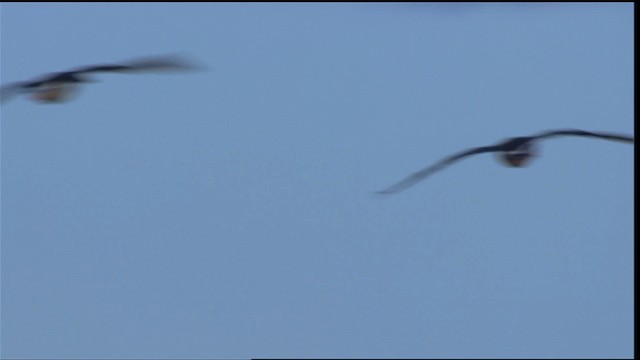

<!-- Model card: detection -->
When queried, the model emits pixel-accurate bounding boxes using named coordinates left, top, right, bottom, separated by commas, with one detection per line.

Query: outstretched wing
left=376, top=145, right=501, bottom=195
left=533, top=129, right=634, bottom=144
left=70, top=54, right=199, bottom=75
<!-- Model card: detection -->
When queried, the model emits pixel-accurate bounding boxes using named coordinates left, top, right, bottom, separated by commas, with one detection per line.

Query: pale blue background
left=1, top=3, right=634, bottom=359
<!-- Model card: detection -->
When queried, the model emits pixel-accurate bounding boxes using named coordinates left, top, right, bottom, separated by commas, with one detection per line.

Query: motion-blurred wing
left=376, top=145, right=501, bottom=195
left=0, top=83, right=31, bottom=103
left=71, top=54, right=199, bottom=75
left=533, top=129, right=634, bottom=144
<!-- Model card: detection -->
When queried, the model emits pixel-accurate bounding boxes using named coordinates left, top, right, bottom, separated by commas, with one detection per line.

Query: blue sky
left=1, top=3, right=634, bottom=359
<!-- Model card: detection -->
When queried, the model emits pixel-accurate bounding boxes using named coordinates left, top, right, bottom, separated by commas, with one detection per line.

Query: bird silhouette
left=0, top=54, right=199, bottom=104
left=377, top=129, right=634, bottom=195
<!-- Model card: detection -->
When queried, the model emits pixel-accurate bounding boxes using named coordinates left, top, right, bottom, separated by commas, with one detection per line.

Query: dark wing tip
left=125, top=53, right=206, bottom=72
left=535, top=129, right=635, bottom=143
left=375, top=176, right=422, bottom=195
left=372, top=189, right=397, bottom=197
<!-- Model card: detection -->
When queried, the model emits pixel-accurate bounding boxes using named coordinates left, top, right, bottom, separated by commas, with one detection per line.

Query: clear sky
left=0, top=3, right=634, bottom=359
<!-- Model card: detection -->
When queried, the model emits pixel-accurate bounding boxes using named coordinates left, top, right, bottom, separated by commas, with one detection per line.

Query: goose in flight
left=0, top=54, right=199, bottom=104
left=377, top=129, right=634, bottom=195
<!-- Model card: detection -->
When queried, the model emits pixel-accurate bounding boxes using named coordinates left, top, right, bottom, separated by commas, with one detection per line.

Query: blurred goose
left=1, top=54, right=199, bottom=104
left=377, top=129, right=634, bottom=195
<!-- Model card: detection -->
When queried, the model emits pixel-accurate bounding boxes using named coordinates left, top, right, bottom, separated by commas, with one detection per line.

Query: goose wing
left=377, top=145, right=501, bottom=195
